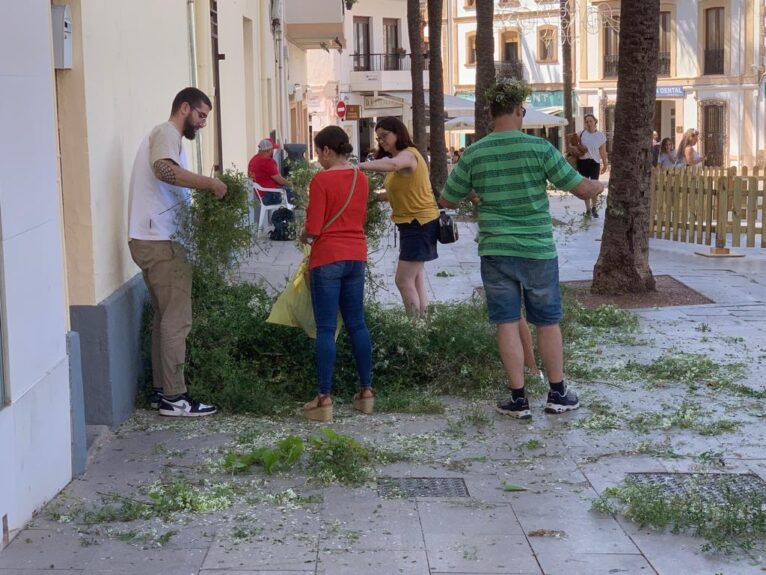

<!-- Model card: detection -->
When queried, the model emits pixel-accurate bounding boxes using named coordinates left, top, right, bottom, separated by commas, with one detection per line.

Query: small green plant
left=230, top=524, right=263, bottom=542
left=110, top=528, right=177, bottom=548
left=521, top=439, right=544, bottom=450
left=308, top=428, right=374, bottom=486
left=461, top=544, right=479, bottom=560
left=502, top=481, right=528, bottom=492
left=570, top=399, right=623, bottom=433
left=436, top=270, right=455, bottom=277
left=223, top=435, right=304, bottom=474
left=566, top=301, right=638, bottom=330
left=147, top=478, right=236, bottom=516
left=174, top=169, right=253, bottom=278
left=696, top=450, right=725, bottom=467
left=623, top=353, right=744, bottom=388
left=81, top=496, right=151, bottom=524
left=628, top=400, right=739, bottom=436
left=593, top=479, right=766, bottom=553
left=459, top=403, right=493, bottom=428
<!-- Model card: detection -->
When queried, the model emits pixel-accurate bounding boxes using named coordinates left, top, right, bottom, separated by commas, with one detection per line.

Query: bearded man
left=127, top=87, right=226, bottom=417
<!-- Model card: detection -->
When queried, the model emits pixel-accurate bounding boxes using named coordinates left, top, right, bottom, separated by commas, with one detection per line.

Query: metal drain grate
left=626, top=473, right=766, bottom=504
left=377, top=477, right=470, bottom=498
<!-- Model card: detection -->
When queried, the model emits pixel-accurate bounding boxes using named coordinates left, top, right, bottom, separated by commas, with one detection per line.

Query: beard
left=183, top=118, right=198, bottom=140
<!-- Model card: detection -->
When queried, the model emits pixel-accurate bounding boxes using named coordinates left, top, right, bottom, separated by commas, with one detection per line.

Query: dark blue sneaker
left=149, top=389, right=163, bottom=410
left=496, top=396, right=531, bottom=419
left=544, top=387, right=580, bottom=414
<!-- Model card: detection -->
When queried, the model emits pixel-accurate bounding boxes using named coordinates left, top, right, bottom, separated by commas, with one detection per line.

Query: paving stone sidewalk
left=1, top=193, right=765, bottom=575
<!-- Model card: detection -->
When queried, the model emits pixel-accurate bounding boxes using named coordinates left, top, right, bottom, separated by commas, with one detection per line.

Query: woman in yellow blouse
left=360, top=117, right=439, bottom=317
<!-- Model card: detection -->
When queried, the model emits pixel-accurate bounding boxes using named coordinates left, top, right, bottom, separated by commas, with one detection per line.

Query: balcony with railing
left=284, top=0, right=346, bottom=50
left=349, top=53, right=430, bottom=92
left=704, top=49, right=724, bottom=75
left=494, top=60, right=524, bottom=80
left=352, top=53, right=430, bottom=72
left=604, top=54, right=619, bottom=78
left=658, top=51, right=670, bottom=76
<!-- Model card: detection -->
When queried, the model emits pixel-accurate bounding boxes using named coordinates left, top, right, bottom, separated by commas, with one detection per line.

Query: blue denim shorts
left=396, top=218, right=439, bottom=262
left=480, top=255, right=562, bottom=326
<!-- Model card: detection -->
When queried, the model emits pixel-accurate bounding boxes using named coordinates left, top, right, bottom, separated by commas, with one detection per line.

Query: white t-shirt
left=128, top=122, right=190, bottom=241
left=579, top=130, right=607, bottom=164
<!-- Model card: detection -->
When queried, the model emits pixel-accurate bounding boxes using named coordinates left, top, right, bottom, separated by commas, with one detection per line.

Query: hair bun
left=340, top=142, right=354, bottom=154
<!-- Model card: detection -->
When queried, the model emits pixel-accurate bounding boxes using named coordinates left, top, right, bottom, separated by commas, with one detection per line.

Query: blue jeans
left=309, top=260, right=372, bottom=395
left=261, top=186, right=296, bottom=205
left=480, top=255, right=562, bottom=326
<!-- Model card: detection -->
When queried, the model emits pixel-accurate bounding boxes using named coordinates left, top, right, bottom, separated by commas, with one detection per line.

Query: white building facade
left=572, top=0, right=764, bottom=167
left=307, top=0, right=429, bottom=158
left=0, top=0, right=73, bottom=547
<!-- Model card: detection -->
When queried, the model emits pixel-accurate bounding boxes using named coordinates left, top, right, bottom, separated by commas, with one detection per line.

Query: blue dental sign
left=656, top=86, right=685, bottom=97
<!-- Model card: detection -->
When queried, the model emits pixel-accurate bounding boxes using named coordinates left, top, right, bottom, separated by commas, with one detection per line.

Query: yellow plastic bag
left=266, top=246, right=342, bottom=339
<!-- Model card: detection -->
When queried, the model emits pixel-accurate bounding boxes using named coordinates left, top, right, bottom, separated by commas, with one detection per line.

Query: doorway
left=701, top=103, right=726, bottom=166
left=358, top=118, right=376, bottom=159
left=653, top=100, right=677, bottom=147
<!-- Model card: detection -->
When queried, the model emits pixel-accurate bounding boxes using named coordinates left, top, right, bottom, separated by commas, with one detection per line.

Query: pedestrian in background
left=657, top=137, right=677, bottom=169
left=576, top=113, right=608, bottom=218
left=359, top=117, right=439, bottom=318
left=651, top=131, right=661, bottom=167
left=439, top=79, right=604, bottom=419
left=300, top=126, right=373, bottom=422
left=127, top=87, right=226, bottom=417
left=248, top=138, right=295, bottom=204
left=675, top=129, right=705, bottom=169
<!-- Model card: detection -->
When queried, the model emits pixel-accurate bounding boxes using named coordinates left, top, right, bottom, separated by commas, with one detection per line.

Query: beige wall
left=56, top=0, right=190, bottom=305
left=194, top=0, right=280, bottom=168
left=54, top=0, right=94, bottom=305
left=57, top=0, right=282, bottom=305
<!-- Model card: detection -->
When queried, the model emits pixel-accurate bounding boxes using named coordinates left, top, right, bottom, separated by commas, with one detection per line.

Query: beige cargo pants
left=129, top=239, right=192, bottom=397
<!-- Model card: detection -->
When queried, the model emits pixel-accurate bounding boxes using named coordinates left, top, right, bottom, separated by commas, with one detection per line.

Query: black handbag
left=437, top=209, right=458, bottom=244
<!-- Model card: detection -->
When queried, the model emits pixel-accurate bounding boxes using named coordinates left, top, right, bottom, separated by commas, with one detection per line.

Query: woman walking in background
left=300, top=126, right=373, bottom=421
left=675, top=129, right=705, bottom=169
left=657, top=137, right=677, bottom=169
left=576, top=113, right=608, bottom=218
left=360, top=117, right=439, bottom=318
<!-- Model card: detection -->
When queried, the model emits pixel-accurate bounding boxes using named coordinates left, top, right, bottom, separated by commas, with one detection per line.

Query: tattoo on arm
left=153, top=160, right=177, bottom=185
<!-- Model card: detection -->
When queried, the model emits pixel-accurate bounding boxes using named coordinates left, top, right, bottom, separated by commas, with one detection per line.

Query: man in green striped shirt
left=439, top=79, right=603, bottom=419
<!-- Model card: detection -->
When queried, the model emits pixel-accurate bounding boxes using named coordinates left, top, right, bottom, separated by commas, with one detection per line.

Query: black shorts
left=576, top=158, right=601, bottom=180
left=396, top=218, right=439, bottom=262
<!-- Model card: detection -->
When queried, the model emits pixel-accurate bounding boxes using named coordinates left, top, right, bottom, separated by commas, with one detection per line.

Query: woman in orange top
left=300, top=126, right=373, bottom=421
left=359, top=117, right=439, bottom=317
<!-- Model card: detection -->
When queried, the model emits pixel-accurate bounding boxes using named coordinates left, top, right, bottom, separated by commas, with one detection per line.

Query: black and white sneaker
left=496, top=396, right=532, bottom=419
left=158, top=394, right=217, bottom=417
left=544, top=387, right=580, bottom=414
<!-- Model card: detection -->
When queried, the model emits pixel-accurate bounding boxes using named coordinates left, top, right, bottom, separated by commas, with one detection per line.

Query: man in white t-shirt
left=575, top=114, right=609, bottom=218
left=127, top=87, right=227, bottom=417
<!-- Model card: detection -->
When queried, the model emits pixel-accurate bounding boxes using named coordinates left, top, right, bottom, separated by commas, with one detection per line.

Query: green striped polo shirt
left=442, top=130, right=582, bottom=260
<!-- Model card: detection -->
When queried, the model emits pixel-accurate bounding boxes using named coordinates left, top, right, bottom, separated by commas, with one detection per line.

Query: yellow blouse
left=384, top=147, right=439, bottom=225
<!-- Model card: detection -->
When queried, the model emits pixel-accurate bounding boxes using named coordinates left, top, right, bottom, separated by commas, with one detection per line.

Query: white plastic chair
left=247, top=180, right=294, bottom=237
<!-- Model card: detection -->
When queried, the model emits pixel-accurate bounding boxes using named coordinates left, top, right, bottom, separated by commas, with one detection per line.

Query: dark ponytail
left=314, top=125, right=353, bottom=156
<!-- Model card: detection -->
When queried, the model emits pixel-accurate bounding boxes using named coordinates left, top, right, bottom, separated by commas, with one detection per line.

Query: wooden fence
left=650, top=166, right=766, bottom=252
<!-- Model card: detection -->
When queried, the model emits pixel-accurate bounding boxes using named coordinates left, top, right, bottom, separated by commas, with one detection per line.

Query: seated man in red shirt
left=247, top=139, right=294, bottom=205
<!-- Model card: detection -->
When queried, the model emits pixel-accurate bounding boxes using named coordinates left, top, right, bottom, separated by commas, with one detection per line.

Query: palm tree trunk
left=428, top=0, right=448, bottom=195
left=407, top=0, right=428, bottom=157
left=591, top=0, right=660, bottom=294
left=473, top=0, right=495, bottom=140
